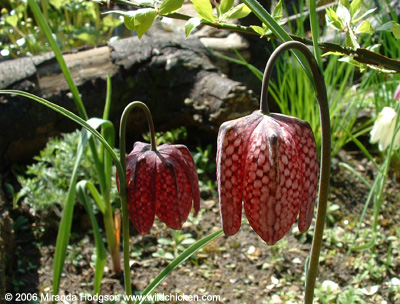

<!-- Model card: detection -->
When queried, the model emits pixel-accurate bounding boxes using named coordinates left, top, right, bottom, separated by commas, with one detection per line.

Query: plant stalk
left=259, top=41, right=331, bottom=304
left=119, top=101, right=158, bottom=302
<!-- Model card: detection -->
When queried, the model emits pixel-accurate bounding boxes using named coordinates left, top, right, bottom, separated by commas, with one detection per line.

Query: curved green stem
left=118, top=101, right=158, bottom=302
left=259, top=41, right=331, bottom=304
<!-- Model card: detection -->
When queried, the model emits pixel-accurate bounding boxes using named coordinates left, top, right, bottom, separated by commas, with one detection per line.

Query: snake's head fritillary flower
left=217, top=110, right=319, bottom=245
left=370, top=107, right=400, bottom=151
left=120, top=142, right=200, bottom=235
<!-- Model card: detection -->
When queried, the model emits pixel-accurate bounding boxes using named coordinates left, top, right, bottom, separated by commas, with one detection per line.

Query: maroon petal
left=217, top=113, right=261, bottom=236
left=166, top=144, right=200, bottom=216
left=271, top=114, right=319, bottom=233
left=127, top=151, right=156, bottom=235
left=154, top=153, right=181, bottom=230
left=243, top=117, right=302, bottom=244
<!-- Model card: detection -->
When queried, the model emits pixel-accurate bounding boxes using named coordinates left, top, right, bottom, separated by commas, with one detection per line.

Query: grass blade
left=52, top=128, right=89, bottom=293
left=0, top=90, right=120, bottom=168
left=76, top=180, right=108, bottom=294
left=135, top=229, right=224, bottom=304
left=28, top=0, right=87, bottom=120
left=242, top=0, right=313, bottom=79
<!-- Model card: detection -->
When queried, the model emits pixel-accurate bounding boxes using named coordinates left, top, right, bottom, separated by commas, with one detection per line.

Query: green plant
left=153, top=230, right=197, bottom=261
left=17, top=131, right=116, bottom=212
left=0, top=0, right=123, bottom=59
left=337, top=288, right=367, bottom=304
left=193, top=144, right=216, bottom=193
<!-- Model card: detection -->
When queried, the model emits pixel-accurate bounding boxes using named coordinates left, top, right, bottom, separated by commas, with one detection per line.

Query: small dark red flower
left=122, top=142, right=200, bottom=235
left=217, top=110, right=319, bottom=245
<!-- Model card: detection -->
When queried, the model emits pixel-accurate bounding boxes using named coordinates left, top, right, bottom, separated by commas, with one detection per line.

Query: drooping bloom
left=370, top=107, right=400, bottom=151
left=121, top=142, right=200, bottom=235
left=217, top=110, right=319, bottom=245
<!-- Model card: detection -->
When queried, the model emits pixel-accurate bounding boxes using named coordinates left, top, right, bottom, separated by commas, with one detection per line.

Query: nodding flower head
left=370, top=107, right=400, bottom=151
left=120, top=142, right=200, bottom=235
left=216, top=110, right=319, bottom=245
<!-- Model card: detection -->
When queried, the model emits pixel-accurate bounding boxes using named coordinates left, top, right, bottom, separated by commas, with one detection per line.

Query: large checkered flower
left=217, top=110, right=319, bottom=245
left=122, top=142, right=200, bottom=235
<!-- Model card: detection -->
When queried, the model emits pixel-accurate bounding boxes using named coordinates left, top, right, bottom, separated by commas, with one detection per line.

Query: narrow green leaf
left=309, top=0, right=322, bottom=66
left=242, top=0, right=313, bottom=80
left=28, top=0, right=87, bottom=120
left=336, top=3, right=351, bottom=26
left=377, top=20, right=398, bottom=31
left=352, top=8, right=377, bottom=23
left=76, top=181, right=107, bottom=294
left=272, top=0, right=283, bottom=22
left=185, top=17, right=202, bottom=37
left=392, top=24, right=400, bottom=39
left=86, top=181, right=106, bottom=214
left=346, top=28, right=360, bottom=49
left=192, top=0, right=215, bottom=23
left=349, top=0, right=361, bottom=17
left=0, top=90, right=120, bottom=168
left=135, top=229, right=224, bottom=304
left=339, top=0, right=350, bottom=9
left=251, top=25, right=267, bottom=36
left=220, top=0, right=234, bottom=15
left=355, top=20, right=374, bottom=34
left=159, top=0, right=185, bottom=15
left=224, top=3, right=251, bottom=19
left=325, top=8, right=344, bottom=30
left=378, top=21, right=400, bottom=39
left=52, top=128, right=89, bottom=294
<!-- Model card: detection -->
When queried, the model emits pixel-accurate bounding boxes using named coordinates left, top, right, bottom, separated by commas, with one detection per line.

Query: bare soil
left=3, top=148, right=400, bottom=304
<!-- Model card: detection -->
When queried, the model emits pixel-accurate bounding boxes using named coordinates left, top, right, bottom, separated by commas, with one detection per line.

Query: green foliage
left=250, top=0, right=283, bottom=37
left=142, top=126, right=187, bottom=145
left=123, top=8, right=157, bottom=39
left=192, top=144, right=216, bottom=193
left=325, top=0, right=399, bottom=70
left=16, top=131, right=118, bottom=213
left=0, top=0, right=123, bottom=59
left=185, top=0, right=251, bottom=37
left=153, top=230, right=197, bottom=261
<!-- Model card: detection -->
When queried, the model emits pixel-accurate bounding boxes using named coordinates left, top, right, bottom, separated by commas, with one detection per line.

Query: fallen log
left=0, top=25, right=258, bottom=170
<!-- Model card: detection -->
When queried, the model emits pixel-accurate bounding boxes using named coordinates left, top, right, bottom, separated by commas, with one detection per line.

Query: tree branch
left=108, top=0, right=400, bottom=73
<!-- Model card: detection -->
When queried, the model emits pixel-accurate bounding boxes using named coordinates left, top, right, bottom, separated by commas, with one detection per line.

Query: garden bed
left=4, top=146, right=400, bottom=303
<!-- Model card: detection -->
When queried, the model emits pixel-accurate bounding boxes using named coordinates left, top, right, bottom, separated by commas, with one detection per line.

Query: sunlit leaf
left=159, top=0, right=185, bottom=15
left=102, top=14, right=123, bottom=27
left=349, top=0, right=361, bottom=18
left=49, top=0, right=64, bottom=10
left=336, top=3, right=350, bottom=26
left=355, top=20, right=374, bottom=34
left=346, top=28, right=360, bottom=49
left=392, top=24, right=400, bottom=39
left=339, top=0, right=349, bottom=9
left=124, top=8, right=157, bottom=38
left=251, top=25, right=267, bottom=36
left=378, top=21, right=400, bottom=39
left=185, top=17, right=202, bottom=37
left=220, top=0, right=234, bottom=15
left=192, top=0, right=215, bottom=23
left=5, top=14, right=19, bottom=27
left=325, top=8, right=343, bottom=30
left=224, top=3, right=251, bottom=19
left=272, top=0, right=283, bottom=22
left=352, top=8, right=377, bottom=23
